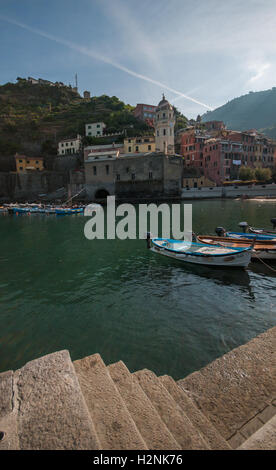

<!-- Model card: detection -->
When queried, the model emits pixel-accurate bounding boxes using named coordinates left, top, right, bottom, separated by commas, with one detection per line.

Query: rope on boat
left=65, top=187, right=86, bottom=205
left=253, top=252, right=276, bottom=272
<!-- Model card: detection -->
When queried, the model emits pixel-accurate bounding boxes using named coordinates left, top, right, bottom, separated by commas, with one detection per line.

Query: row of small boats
left=149, top=220, right=276, bottom=269
left=0, top=204, right=84, bottom=216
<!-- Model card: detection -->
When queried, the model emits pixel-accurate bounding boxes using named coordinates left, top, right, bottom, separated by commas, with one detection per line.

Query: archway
left=95, top=188, right=110, bottom=199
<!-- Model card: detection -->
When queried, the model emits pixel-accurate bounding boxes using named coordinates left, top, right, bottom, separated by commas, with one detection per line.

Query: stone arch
left=94, top=188, right=110, bottom=199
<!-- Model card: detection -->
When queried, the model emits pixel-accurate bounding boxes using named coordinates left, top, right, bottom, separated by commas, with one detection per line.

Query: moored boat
left=149, top=237, right=253, bottom=268
left=197, top=235, right=276, bottom=260
left=215, top=226, right=276, bottom=241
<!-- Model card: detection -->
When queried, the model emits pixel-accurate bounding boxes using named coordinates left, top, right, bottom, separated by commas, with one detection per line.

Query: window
left=116, top=174, right=120, bottom=181
left=135, top=146, right=139, bottom=152
left=128, top=147, right=131, bottom=152
left=61, top=143, right=64, bottom=147
left=19, top=159, right=22, bottom=163
left=148, top=145, right=151, bottom=151
left=88, top=125, right=91, bottom=129
left=163, top=129, right=166, bottom=136
left=27, top=160, right=30, bottom=164
left=93, top=166, right=97, bottom=175
left=106, top=165, right=109, bottom=175
left=19, top=166, right=23, bottom=170
left=149, top=172, right=153, bottom=179
left=126, top=167, right=129, bottom=173
left=157, top=130, right=159, bottom=136
left=131, top=173, right=135, bottom=180
left=97, top=131, right=100, bottom=135
left=36, top=161, right=39, bottom=164
left=97, top=124, right=100, bottom=128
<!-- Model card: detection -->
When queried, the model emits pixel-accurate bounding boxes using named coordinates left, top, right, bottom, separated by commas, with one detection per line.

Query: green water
left=0, top=199, right=275, bottom=379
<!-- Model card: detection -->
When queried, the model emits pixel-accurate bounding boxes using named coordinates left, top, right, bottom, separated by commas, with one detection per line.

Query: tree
left=238, top=166, right=255, bottom=181
left=254, top=167, right=272, bottom=182
left=272, top=167, right=276, bottom=183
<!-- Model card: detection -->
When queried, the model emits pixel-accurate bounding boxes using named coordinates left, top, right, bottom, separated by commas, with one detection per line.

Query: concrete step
left=238, top=415, right=276, bottom=450
left=177, top=327, right=276, bottom=441
left=133, top=369, right=209, bottom=449
left=13, top=350, right=100, bottom=449
left=107, top=361, right=181, bottom=450
left=74, top=354, right=147, bottom=450
left=159, top=374, right=231, bottom=450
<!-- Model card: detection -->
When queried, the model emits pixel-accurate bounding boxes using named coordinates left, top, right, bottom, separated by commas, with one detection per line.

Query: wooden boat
left=197, top=235, right=276, bottom=260
left=150, top=237, right=253, bottom=268
left=248, top=226, right=276, bottom=236
left=226, top=231, right=276, bottom=241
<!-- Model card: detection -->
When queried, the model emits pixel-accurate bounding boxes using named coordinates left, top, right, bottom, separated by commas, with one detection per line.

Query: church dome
left=156, top=94, right=173, bottom=111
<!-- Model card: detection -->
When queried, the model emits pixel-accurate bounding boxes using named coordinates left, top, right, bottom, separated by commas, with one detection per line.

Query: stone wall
left=0, top=171, right=70, bottom=201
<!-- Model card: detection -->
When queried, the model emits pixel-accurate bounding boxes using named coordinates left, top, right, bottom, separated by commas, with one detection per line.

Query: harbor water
left=0, top=199, right=275, bottom=379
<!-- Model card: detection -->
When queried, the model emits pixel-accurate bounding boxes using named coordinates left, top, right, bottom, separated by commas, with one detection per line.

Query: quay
left=0, top=327, right=275, bottom=450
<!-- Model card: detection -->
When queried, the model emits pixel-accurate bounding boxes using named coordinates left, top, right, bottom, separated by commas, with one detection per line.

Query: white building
left=85, top=122, right=106, bottom=137
left=155, top=94, right=175, bottom=154
left=58, top=134, right=82, bottom=155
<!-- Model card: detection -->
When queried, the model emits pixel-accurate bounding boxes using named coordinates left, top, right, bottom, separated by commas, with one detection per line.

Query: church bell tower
left=155, top=94, right=175, bottom=154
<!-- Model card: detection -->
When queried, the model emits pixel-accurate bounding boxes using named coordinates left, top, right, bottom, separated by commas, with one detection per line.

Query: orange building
left=15, top=154, right=44, bottom=172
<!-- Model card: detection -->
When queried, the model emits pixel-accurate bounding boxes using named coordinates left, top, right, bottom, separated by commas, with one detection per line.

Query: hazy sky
left=1, top=0, right=276, bottom=118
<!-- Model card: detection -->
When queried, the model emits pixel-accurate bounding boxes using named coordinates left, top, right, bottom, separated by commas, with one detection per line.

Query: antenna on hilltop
left=75, top=73, right=78, bottom=89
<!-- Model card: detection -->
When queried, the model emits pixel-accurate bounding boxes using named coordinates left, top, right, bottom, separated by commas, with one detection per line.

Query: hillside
left=202, top=88, right=276, bottom=138
left=0, top=80, right=151, bottom=157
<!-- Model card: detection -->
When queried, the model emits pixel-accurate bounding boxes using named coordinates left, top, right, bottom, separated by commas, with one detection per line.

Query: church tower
left=155, top=94, right=175, bottom=154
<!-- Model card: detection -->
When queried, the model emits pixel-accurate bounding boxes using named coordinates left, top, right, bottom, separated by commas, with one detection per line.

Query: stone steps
left=159, top=374, right=231, bottom=450
left=133, top=368, right=209, bottom=449
left=107, top=361, right=180, bottom=450
left=73, top=353, right=147, bottom=450
left=238, top=414, right=276, bottom=450
left=1, top=327, right=275, bottom=450
left=0, top=350, right=100, bottom=450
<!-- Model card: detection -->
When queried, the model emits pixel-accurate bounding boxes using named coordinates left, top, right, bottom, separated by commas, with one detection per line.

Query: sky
left=0, top=0, right=276, bottom=118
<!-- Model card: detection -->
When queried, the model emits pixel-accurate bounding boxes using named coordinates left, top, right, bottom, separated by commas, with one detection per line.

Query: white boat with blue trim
left=150, top=237, right=253, bottom=268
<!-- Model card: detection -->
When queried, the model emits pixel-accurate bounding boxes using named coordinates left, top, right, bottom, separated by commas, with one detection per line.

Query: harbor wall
left=0, top=171, right=70, bottom=201
left=181, top=183, right=276, bottom=199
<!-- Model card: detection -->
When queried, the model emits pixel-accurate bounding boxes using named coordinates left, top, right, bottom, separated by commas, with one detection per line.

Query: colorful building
left=123, top=136, right=155, bottom=154
left=133, top=103, right=157, bottom=127
left=179, top=126, right=276, bottom=185
left=15, top=154, right=44, bottom=172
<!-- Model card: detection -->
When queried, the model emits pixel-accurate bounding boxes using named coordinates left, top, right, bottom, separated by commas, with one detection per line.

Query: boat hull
left=151, top=239, right=252, bottom=268
left=226, top=231, right=276, bottom=241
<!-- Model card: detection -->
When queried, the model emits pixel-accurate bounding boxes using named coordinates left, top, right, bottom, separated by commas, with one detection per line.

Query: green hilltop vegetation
left=0, top=79, right=188, bottom=158
left=202, top=87, right=276, bottom=139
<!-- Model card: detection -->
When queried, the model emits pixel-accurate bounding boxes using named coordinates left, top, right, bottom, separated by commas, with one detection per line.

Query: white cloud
left=248, top=62, right=271, bottom=83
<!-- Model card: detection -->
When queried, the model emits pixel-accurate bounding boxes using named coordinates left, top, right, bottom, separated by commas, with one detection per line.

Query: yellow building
left=15, top=154, right=44, bottom=172
left=183, top=174, right=216, bottom=189
left=123, top=136, right=155, bottom=154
